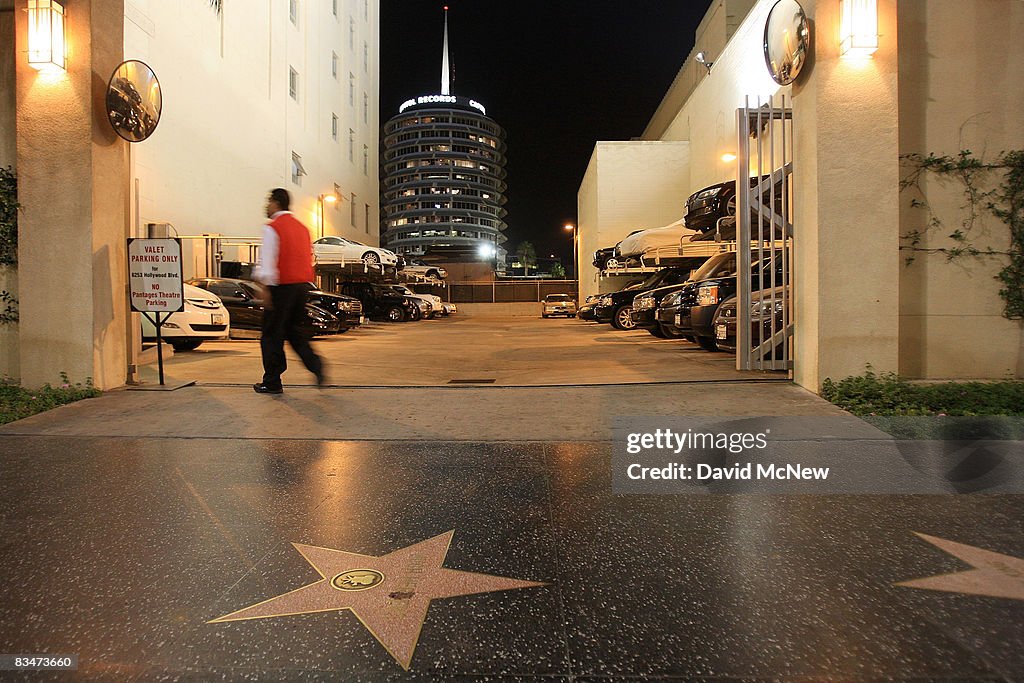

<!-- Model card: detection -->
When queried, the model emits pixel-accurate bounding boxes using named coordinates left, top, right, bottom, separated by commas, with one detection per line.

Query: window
left=363, top=42, right=368, bottom=72
left=332, top=0, right=337, bottom=16
left=289, top=67, right=299, bottom=101
left=350, top=193, right=357, bottom=226
left=363, top=92, right=369, bottom=124
left=349, top=17, right=355, bottom=49
left=291, top=152, right=306, bottom=186
left=348, top=73, right=355, bottom=106
left=363, top=0, right=368, bottom=20
left=365, top=203, right=371, bottom=234
left=331, top=114, right=338, bottom=141
left=348, top=129, right=355, bottom=162
left=289, top=0, right=298, bottom=25
left=362, top=145, right=368, bottom=175
left=332, top=52, right=338, bottom=78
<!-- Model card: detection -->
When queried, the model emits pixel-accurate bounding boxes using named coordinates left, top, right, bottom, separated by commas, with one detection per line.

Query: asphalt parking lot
left=143, top=314, right=782, bottom=388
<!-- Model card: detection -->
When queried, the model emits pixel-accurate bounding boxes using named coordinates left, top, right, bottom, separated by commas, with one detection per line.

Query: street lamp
left=564, top=223, right=577, bottom=280
left=318, top=192, right=338, bottom=238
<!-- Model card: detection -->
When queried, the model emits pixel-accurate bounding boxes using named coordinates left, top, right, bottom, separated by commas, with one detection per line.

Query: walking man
left=252, top=188, right=324, bottom=394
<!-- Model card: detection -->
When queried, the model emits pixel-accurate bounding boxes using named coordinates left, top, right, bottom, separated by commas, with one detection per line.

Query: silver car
left=541, top=294, right=577, bottom=318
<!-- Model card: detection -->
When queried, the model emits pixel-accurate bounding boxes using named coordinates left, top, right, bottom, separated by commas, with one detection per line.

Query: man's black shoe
left=315, top=370, right=327, bottom=388
left=253, top=383, right=283, bottom=394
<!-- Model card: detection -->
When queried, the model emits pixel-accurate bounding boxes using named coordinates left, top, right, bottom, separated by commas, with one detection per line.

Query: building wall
left=123, top=0, right=379, bottom=266
left=896, top=0, right=1024, bottom=379
left=1, top=5, right=17, bottom=379
left=577, top=141, right=690, bottom=301
left=15, top=0, right=129, bottom=390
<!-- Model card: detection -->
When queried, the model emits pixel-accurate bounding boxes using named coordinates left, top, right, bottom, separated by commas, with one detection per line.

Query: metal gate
left=735, top=95, right=794, bottom=372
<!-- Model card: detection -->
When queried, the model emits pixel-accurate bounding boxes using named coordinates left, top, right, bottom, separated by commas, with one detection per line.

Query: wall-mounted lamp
left=27, top=0, right=66, bottom=72
left=840, top=0, right=879, bottom=57
left=721, top=153, right=737, bottom=163
left=695, top=51, right=714, bottom=75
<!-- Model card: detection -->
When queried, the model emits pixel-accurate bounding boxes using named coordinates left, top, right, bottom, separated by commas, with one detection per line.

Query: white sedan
left=313, top=236, right=398, bottom=266
left=141, top=283, right=230, bottom=351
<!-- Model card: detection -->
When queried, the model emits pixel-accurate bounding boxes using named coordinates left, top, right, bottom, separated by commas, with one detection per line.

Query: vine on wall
left=900, top=149, right=1024, bottom=320
left=0, top=166, right=17, bottom=266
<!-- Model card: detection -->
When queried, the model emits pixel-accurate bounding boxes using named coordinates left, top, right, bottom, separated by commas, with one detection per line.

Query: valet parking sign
left=128, top=238, right=183, bottom=313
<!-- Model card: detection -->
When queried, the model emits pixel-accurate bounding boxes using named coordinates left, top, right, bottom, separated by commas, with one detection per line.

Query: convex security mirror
left=763, top=0, right=811, bottom=86
left=106, top=60, right=162, bottom=142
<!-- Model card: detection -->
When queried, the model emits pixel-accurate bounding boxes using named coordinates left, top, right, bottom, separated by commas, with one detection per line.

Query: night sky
left=379, top=0, right=712, bottom=263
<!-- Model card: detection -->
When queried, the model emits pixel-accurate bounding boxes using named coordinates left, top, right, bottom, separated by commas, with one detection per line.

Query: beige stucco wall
left=897, top=1, right=1024, bottom=379
left=124, top=0, right=380, bottom=265
left=577, top=141, right=690, bottom=301
left=0, top=4, right=13, bottom=166
left=1, top=6, right=16, bottom=380
left=15, top=1, right=129, bottom=390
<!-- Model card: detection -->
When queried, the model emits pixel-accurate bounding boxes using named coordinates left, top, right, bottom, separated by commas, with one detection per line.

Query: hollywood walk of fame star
left=209, top=531, right=546, bottom=669
left=895, top=532, right=1024, bottom=601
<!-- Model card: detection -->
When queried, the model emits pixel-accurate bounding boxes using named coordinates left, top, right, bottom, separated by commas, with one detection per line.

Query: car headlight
left=663, top=291, right=681, bottom=307
left=697, top=285, right=719, bottom=306
left=600, top=296, right=613, bottom=306
left=634, top=296, right=654, bottom=311
left=751, top=299, right=785, bottom=319
left=693, top=187, right=718, bottom=201
left=186, top=297, right=221, bottom=309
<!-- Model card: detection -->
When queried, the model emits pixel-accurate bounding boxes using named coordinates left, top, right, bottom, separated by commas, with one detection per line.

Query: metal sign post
left=127, top=238, right=193, bottom=390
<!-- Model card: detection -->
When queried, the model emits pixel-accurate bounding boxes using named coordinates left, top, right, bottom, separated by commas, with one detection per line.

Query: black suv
left=593, top=267, right=693, bottom=330
left=337, top=281, right=420, bottom=322
left=684, top=177, right=785, bottom=234
left=689, top=251, right=786, bottom=351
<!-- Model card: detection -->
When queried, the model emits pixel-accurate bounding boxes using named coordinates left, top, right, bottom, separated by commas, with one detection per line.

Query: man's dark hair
left=269, top=188, right=291, bottom=211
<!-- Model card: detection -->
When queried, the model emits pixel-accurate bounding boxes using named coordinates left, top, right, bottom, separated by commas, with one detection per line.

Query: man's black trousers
left=260, top=282, right=323, bottom=389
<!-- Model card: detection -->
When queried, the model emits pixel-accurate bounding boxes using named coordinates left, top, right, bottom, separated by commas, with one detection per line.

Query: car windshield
left=239, top=282, right=263, bottom=299
left=391, top=286, right=413, bottom=295
left=546, top=295, right=571, bottom=301
left=690, top=253, right=736, bottom=281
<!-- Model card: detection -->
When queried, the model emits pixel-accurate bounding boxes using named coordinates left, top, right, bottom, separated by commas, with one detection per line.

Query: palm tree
left=516, top=241, right=537, bottom=274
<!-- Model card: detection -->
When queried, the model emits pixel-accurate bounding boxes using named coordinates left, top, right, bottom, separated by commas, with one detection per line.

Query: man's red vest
left=268, top=213, right=314, bottom=284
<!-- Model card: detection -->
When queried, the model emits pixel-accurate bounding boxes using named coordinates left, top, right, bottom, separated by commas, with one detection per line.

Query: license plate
left=212, top=314, right=224, bottom=324
left=675, top=313, right=682, bottom=326
left=359, top=316, right=365, bottom=324
left=716, top=324, right=728, bottom=340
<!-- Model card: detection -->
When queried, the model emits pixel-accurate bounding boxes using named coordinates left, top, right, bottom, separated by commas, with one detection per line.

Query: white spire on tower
left=441, top=6, right=451, bottom=95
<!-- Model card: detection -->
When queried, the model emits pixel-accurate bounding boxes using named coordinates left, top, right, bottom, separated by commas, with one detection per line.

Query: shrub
left=0, top=373, right=101, bottom=425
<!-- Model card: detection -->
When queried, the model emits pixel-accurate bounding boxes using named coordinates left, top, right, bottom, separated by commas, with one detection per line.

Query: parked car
left=541, top=294, right=577, bottom=318
left=689, top=251, right=786, bottom=351
left=305, top=290, right=364, bottom=331
left=336, top=281, right=421, bottom=322
left=312, top=236, right=399, bottom=266
left=577, top=295, right=601, bottom=321
left=593, top=267, right=693, bottom=330
left=615, top=221, right=701, bottom=266
left=630, top=283, right=691, bottom=338
left=186, top=277, right=343, bottom=336
left=684, top=176, right=785, bottom=234
left=389, top=284, right=445, bottom=319
left=401, top=258, right=448, bottom=280
left=141, top=282, right=230, bottom=351
left=712, top=285, right=790, bottom=357
left=655, top=252, right=738, bottom=340
left=594, top=230, right=643, bottom=270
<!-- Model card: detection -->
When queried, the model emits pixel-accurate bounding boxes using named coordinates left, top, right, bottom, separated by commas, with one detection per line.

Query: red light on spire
left=444, top=5, right=449, bottom=10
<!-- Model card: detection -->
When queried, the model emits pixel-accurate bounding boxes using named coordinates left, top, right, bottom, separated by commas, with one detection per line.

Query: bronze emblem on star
left=209, top=531, right=546, bottom=669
